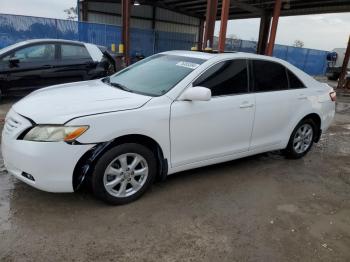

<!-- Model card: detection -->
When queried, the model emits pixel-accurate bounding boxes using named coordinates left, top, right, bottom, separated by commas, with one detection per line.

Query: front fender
left=67, top=99, right=171, bottom=164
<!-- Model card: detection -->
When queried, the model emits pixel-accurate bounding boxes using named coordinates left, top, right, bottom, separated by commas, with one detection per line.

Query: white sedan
left=1, top=51, right=335, bottom=204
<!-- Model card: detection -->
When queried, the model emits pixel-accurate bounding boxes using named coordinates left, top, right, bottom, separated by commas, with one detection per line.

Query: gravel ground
left=0, top=90, right=349, bottom=261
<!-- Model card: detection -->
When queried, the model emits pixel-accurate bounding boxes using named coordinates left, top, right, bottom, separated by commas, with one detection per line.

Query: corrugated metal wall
left=84, top=1, right=200, bottom=37
left=0, top=13, right=197, bottom=58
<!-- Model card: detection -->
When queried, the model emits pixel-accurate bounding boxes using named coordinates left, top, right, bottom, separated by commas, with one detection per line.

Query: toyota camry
left=1, top=51, right=335, bottom=204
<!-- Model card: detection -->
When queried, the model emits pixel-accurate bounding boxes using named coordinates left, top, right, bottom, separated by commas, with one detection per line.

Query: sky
left=0, top=0, right=349, bottom=51
left=215, top=13, right=350, bottom=51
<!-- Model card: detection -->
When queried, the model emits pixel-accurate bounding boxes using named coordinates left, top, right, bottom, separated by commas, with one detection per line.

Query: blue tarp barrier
left=0, top=13, right=328, bottom=75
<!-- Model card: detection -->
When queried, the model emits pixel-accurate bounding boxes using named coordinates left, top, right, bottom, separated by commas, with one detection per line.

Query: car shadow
left=5, top=150, right=286, bottom=207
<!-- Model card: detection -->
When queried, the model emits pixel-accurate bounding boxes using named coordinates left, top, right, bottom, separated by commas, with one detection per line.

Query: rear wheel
left=284, top=119, right=316, bottom=159
left=327, top=72, right=339, bottom=81
left=91, top=143, right=157, bottom=205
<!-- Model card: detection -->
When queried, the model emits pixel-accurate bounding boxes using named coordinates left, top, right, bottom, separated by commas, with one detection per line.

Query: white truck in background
left=326, top=48, right=350, bottom=80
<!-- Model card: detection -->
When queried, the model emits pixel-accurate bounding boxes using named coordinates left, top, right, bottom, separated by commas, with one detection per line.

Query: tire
left=284, top=118, right=316, bottom=159
left=327, top=73, right=339, bottom=81
left=91, top=143, right=157, bottom=205
left=327, top=75, right=337, bottom=81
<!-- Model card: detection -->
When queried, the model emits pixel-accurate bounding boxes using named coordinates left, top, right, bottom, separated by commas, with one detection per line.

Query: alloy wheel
left=293, top=123, right=313, bottom=154
left=103, top=153, right=149, bottom=198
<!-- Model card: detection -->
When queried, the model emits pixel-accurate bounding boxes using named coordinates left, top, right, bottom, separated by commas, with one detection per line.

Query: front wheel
left=284, top=119, right=316, bottom=159
left=91, top=143, right=157, bottom=205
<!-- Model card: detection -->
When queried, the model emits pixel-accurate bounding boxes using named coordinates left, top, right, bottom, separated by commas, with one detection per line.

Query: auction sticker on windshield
left=176, top=61, right=200, bottom=70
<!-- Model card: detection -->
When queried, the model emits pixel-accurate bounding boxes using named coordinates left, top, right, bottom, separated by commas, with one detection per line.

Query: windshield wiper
left=103, top=77, right=134, bottom=93
left=102, top=76, right=111, bottom=83
left=110, top=82, right=134, bottom=93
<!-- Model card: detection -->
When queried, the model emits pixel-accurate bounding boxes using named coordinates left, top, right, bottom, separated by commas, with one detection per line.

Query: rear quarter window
left=287, top=70, right=306, bottom=89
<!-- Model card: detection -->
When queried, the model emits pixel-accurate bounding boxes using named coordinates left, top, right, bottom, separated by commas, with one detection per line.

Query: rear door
left=55, top=43, right=96, bottom=83
left=249, top=59, right=293, bottom=150
left=0, top=43, right=57, bottom=93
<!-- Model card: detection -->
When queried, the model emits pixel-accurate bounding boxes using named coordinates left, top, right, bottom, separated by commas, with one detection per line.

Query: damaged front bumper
left=1, top=109, right=95, bottom=193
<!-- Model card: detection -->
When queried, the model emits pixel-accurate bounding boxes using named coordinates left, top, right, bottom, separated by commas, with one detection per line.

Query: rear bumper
left=321, top=101, right=335, bottom=132
left=1, top=134, right=94, bottom=193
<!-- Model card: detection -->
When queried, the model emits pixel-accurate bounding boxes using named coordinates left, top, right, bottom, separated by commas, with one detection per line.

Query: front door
left=170, top=59, right=255, bottom=167
left=2, top=43, right=57, bottom=93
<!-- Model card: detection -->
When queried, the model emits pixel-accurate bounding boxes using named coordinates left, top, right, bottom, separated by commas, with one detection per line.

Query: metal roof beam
left=187, top=2, right=261, bottom=14
left=85, top=0, right=350, bottom=20
left=233, top=1, right=263, bottom=14
left=172, top=0, right=206, bottom=8
left=151, top=0, right=204, bottom=17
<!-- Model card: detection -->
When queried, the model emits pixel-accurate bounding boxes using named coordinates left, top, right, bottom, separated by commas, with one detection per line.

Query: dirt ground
left=0, top=87, right=350, bottom=261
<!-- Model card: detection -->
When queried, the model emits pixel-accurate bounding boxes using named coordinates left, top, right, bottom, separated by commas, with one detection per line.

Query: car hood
left=12, top=79, right=152, bottom=124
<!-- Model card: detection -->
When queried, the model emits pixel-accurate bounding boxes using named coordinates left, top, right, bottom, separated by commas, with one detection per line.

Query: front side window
left=61, top=44, right=90, bottom=60
left=108, top=54, right=205, bottom=96
left=252, top=60, right=288, bottom=92
left=2, top=44, right=55, bottom=62
left=193, top=59, right=248, bottom=96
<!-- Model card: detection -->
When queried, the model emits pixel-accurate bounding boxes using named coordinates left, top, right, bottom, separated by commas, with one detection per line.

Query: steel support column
left=203, top=0, right=218, bottom=50
left=218, top=0, right=231, bottom=53
left=257, top=13, right=271, bottom=55
left=266, top=0, right=282, bottom=56
left=82, top=0, right=88, bottom=21
left=122, top=0, right=131, bottom=66
left=197, top=19, right=205, bottom=50
left=337, top=35, right=350, bottom=89
left=152, top=3, right=156, bottom=30
left=77, top=0, right=81, bottom=21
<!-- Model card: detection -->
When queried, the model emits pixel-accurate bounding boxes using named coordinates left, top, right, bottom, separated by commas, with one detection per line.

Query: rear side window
left=287, top=70, right=305, bottom=89
left=252, top=60, right=288, bottom=92
left=61, top=44, right=90, bottom=60
left=193, top=59, right=248, bottom=96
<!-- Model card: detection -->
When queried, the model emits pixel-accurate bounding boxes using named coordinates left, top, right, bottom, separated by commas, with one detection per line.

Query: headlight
left=23, top=125, right=89, bottom=142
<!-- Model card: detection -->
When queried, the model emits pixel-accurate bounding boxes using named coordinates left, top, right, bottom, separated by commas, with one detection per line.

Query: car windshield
left=107, top=54, right=205, bottom=96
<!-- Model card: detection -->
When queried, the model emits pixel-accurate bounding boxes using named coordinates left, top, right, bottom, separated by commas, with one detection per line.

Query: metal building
left=78, top=0, right=350, bottom=82
left=78, top=1, right=201, bottom=37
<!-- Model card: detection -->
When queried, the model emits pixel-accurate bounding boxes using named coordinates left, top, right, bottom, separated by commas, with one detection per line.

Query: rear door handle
left=240, top=102, right=254, bottom=109
left=42, top=65, right=52, bottom=69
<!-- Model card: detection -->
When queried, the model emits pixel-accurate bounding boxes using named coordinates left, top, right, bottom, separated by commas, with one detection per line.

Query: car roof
left=18, top=39, right=89, bottom=46
left=161, top=50, right=219, bottom=60
left=160, top=50, right=288, bottom=64
left=0, top=39, right=106, bottom=62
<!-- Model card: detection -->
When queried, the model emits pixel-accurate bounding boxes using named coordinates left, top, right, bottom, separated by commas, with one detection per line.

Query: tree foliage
left=293, top=40, right=304, bottom=48
left=64, top=7, right=78, bottom=20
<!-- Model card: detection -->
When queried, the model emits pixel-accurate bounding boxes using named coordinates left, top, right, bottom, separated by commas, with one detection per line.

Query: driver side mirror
left=9, top=58, right=20, bottom=68
left=179, top=86, right=211, bottom=101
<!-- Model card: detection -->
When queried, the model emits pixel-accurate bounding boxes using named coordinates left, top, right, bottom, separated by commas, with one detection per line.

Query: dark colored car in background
left=326, top=48, right=349, bottom=81
left=0, top=39, right=116, bottom=98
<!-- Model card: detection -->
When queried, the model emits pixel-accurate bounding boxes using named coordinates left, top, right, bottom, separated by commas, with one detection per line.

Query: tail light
left=329, top=91, right=336, bottom=102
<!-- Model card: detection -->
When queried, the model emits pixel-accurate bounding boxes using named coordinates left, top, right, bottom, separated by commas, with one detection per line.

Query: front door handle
left=42, top=65, right=52, bottom=69
left=240, top=102, right=254, bottom=109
